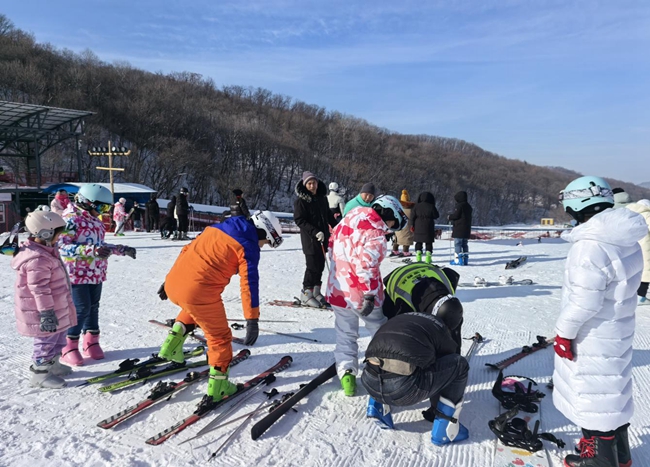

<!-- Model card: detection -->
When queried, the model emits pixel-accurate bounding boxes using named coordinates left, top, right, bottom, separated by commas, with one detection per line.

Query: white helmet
left=252, top=210, right=284, bottom=248
left=371, top=195, right=409, bottom=232
left=25, top=211, right=66, bottom=241
left=329, top=182, right=339, bottom=192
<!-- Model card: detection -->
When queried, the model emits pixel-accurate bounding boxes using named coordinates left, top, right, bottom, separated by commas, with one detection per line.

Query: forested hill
left=1, top=15, right=648, bottom=225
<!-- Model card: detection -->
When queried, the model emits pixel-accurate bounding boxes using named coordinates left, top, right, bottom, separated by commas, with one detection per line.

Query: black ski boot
left=615, top=424, right=631, bottom=467
left=564, top=430, right=618, bottom=467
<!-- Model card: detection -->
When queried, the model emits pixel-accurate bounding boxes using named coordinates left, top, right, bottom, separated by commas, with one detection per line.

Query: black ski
left=251, top=363, right=337, bottom=440
left=485, top=336, right=555, bottom=371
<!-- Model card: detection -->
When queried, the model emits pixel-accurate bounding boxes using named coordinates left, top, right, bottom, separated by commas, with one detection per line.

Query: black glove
left=360, top=295, right=375, bottom=317
left=95, top=246, right=112, bottom=259
left=243, top=319, right=259, bottom=346
left=124, top=246, right=136, bottom=259
left=157, top=282, right=168, bottom=300
left=39, top=309, right=58, bottom=333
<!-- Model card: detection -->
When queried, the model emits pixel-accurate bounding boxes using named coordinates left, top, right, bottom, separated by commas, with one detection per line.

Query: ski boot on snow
left=416, top=251, right=423, bottom=262
left=341, top=369, right=356, bottom=396
left=425, top=251, right=432, bottom=264
left=564, top=430, right=619, bottom=467
left=207, top=367, right=238, bottom=402
left=639, top=296, right=648, bottom=305
left=367, top=397, right=394, bottom=429
left=158, top=322, right=190, bottom=363
left=615, top=423, right=632, bottom=467
left=431, top=397, right=469, bottom=446
left=82, top=330, right=104, bottom=360
left=60, top=336, right=84, bottom=366
left=30, top=360, right=67, bottom=389
left=313, top=285, right=329, bottom=308
left=461, top=253, right=469, bottom=265
left=50, top=355, right=72, bottom=376
left=450, top=253, right=462, bottom=266
left=299, top=288, right=323, bottom=308
left=499, top=275, right=514, bottom=286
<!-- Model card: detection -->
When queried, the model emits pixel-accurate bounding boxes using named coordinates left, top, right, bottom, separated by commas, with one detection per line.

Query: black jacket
left=365, top=313, right=458, bottom=372
left=167, top=196, right=176, bottom=217
left=410, top=192, right=440, bottom=243
left=448, top=191, right=473, bottom=239
left=145, top=199, right=160, bottom=218
left=293, top=179, right=336, bottom=255
left=176, top=193, right=189, bottom=216
left=230, top=196, right=251, bottom=219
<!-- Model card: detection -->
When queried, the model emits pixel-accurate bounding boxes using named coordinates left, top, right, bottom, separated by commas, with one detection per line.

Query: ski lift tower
left=87, top=142, right=131, bottom=198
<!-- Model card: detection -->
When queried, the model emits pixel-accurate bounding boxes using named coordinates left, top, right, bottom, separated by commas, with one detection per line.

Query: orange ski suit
left=164, top=216, right=261, bottom=370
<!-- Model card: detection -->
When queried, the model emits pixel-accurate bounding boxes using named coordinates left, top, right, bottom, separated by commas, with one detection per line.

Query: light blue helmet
left=559, top=176, right=614, bottom=222
left=76, top=183, right=113, bottom=212
left=372, top=195, right=408, bottom=232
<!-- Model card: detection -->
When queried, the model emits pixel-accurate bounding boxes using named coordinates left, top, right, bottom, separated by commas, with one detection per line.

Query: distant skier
left=382, top=262, right=463, bottom=352
left=448, top=191, right=473, bottom=265
left=145, top=194, right=160, bottom=232
left=342, top=182, right=376, bottom=217
left=160, top=196, right=177, bottom=239
left=175, top=187, right=190, bottom=240
left=626, top=199, right=650, bottom=304
left=293, top=171, right=337, bottom=307
left=229, top=188, right=251, bottom=219
left=156, top=211, right=283, bottom=403
left=50, top=189, right=70, bottom=215
left=11, top=211, right=76, bottom=388
left=360, top=312, right=469, bottom=445
left=389, top=189, right=415, bottom=257
left=410, top=192, right=439, bottom=263
left=113, top=198, right=127, bottom=236
left=327, top=182, right=345, bottom=223
left=555, top=176, right=646, bottom=467
left=325, top=195, right=408, bottom=396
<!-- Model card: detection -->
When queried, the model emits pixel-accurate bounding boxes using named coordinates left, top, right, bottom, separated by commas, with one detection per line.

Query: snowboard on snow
left=459, top=279, right=534, bottom=288
left=492, top=405, right=551, bottom=467
left=267, top=299, right=331, bottom=310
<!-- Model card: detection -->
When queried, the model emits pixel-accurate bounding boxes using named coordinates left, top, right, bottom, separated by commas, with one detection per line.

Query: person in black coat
left=145, top=194, right=160, bottom=232
left=293, top=171, right=337, bottom=307
left=176, top=187, right=190, bottom=240
left=160, top=196, right=177, bottom=239
left=410, top=192, right=439, bottom=263
left=360, top=312, right=469, bottom=445
left=448, top=191, right=473, bottom=265
left=229, top=188, right=251, bottom=219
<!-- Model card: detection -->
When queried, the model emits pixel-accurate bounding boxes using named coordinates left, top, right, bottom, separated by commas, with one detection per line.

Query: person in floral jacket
left=325, top=195, right=407, bottom=396
left=58, top=184, right=136, bottom=366
left=113, top=197, right=127, bottom=236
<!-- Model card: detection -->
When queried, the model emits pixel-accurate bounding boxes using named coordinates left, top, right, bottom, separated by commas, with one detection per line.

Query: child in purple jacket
left=11, top=211, right=77, bottom=388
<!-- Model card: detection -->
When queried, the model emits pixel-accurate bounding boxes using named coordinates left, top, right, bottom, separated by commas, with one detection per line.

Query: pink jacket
left=11, top=239, right=77, bottom=337
left=58, top=203, right=127, bottom=284
left=50, top=194, right=70, bottom=215
left=325, top=207, right=390, bottom=311
left=113, top=202, right=126, bottom=222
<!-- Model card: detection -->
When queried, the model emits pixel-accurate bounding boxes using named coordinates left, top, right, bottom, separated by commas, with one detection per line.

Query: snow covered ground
left=1, top=231, right=650, bottom=467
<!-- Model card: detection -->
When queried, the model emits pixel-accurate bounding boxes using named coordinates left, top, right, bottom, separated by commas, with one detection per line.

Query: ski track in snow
left=1, top=233, right=650, bottom=466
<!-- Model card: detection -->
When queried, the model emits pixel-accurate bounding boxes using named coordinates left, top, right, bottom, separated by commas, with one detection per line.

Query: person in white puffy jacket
left=554, top=176, right=647, bottom=467
left=626, top=199, right=650, bottom=304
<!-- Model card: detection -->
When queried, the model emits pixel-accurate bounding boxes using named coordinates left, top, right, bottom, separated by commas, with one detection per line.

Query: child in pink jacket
left=11, top=211, right=77, bottom=388
left=325, top=195, right=408, bottom=396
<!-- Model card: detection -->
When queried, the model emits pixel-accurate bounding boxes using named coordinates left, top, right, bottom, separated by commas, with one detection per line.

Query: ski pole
left=320, top=241, right=330, bottom=274
left=463, top=332, right=484, bottom=361
left=227, top=319, right=298, bottom=323
left=231, top=323, right=320, bottom=343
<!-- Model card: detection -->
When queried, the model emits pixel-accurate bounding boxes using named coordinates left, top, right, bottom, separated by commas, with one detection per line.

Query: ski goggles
left=93, top=202, right=111, bottom=214
left=558, top=185, right=613, bottom=202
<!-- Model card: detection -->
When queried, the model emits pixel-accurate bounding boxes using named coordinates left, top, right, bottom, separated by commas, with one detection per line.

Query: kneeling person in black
left=361, top=312, right=469, bottom=446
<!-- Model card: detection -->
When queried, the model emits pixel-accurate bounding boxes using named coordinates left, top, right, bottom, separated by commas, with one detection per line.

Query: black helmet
left=433, top=295, right=463, bottom=331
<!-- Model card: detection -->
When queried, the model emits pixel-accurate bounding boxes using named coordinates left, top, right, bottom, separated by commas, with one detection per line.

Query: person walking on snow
left=342, top=182, right=376, bottom=217
left=554, top=175, right=647, bottom=467
left=361, top=312, right=469, bottom=444
left=145, top=194, right=160, bottom=232
left=390, top=189, right=415, bottom=256
left=113, top=198, right=127, bottom=236
left=58, top=184, right=136, bottom=366
left=293, top=171, right=337, bottom=308
left=156, top=211, right=283, bottom=403
left=448, top=191, right=473, bottom=266
left=11, top=211, right=77, bottom=388
left=327, top=182, right=346, bottom=223
left=410, top=191, right=440, bottom=264
left=50, top=189, right=70, bottom=215
left=626, top=199, right=650, bottom=304
left=175, top=187, right=190, bottom=240
left=325, top=195, right=408, bottom=396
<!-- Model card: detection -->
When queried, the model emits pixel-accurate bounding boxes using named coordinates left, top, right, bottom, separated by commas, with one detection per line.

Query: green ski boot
left=416, top=250, right=423, bottom=262
left=425, top=251, right=432, bottom=264
left=207, top=367, right=238, bottom=402
left=158, top=322, right=189, bottom=363
left=341, top=369, right=356, bottom=397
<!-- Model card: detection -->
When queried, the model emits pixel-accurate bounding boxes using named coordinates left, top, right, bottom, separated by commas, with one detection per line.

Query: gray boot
left=30, top=361, right=67, bottom=389
left=50, top=355, right=72, bottom=376
left=313, top=285, right=328, bottom=307
left=300, top=288, right=323, bottom=308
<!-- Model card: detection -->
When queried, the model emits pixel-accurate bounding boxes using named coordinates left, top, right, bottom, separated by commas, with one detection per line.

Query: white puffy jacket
left=553, top=208, right=647, bottom=431
left=626, top=200, right=650, bottom=283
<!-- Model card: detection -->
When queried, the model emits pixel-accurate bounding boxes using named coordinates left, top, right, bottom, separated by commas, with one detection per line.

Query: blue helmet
left=559, top=176, right=614, bottom=222
left=372, top=195, right=408, bottom=232
left=76, top=184, right=113, bottom=213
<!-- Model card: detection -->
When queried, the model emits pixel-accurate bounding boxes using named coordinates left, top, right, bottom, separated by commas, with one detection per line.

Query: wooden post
left=88, top=140, right=131, bottom=199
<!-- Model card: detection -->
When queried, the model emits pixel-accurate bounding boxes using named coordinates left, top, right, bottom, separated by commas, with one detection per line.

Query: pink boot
left=60, top=337, right=84, bottom=366
left=82, top=331, right=104, bottom=360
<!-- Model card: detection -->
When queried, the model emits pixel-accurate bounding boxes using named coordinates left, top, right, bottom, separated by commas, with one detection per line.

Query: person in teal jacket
left=343, top=182, right=376, bottom=217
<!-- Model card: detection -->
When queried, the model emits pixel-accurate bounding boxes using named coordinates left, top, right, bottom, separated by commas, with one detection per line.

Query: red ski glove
left=554, top=335, right=574, bottom=361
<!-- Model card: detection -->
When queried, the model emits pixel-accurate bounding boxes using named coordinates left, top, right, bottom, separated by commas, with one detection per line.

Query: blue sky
left=3, top=1, right=649, bottom=184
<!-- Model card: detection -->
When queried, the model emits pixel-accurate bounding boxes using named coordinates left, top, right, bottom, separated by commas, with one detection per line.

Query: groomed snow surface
left=1, top=232, right=649, bottom=467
